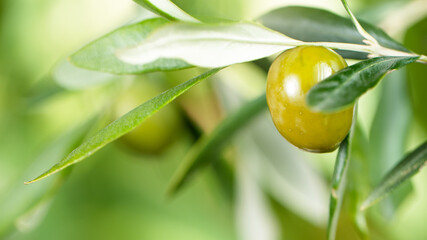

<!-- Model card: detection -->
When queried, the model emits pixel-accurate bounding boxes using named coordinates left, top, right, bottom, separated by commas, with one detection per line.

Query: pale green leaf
left=117, top=22, right=301, bottom=68
left=70, top=18, right=191, bottom=74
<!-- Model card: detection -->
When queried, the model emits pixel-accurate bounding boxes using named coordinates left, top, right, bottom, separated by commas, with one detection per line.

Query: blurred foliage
left=0, top=0, right=426, bottom=240
left=405, top=16, right=427, bottom=133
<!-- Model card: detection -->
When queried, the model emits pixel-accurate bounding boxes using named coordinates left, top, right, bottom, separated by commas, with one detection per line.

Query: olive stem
left=340, top=0, right=379, bottom=47
left=297, top=41, right=426, bottom=63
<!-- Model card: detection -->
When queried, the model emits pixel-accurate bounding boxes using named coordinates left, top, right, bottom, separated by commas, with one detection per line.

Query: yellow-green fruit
left=266, top=46, right=353, bottom=153
left=113, top=79, right=182, bottom=154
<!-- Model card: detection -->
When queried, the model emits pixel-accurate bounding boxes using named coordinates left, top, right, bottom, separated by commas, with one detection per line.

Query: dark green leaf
left=70, top=18, right=191, bottom=74
left=168, top=93, right=267, bottom=195
left=133, top=0, right=199, bottom=22
left=368, top=69, right=412, bottom=218
left=361, top=141, right=427, bottom=210
left=306, top=56, right=419, bottom=112
left=24, top=68, right=221, bottom=184
left=258, top=6, right=409, bottom=59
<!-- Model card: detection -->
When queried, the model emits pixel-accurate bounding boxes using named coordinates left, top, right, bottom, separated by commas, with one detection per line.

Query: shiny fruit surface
left=266, top=46, right=353, bottom=153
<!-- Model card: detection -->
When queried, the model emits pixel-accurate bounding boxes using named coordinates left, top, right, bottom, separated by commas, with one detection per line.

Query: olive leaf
left=168, top=93, right=267, bottom=195
left=133, top=0, right=199, bottom=22
left=306, top=56, right=419, bottom=112
left=361, top=141, right=427, bottom=210
left=70, top=18, right=191, bottom=74
left=258, top=6, right=409, bottom=59
left=368, top=69, right=413, bottom=218
left=53, top=60, right=117, bottom=90
left=25, top=68, right=221, bottom=184
left=327, top=106, right=357, bottom=240
left=327, top=135, right=351, bottom=240
left=116, top=21, right=301, bottom=68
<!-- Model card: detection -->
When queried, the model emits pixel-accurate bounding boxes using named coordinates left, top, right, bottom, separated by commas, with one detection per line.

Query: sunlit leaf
left=361, top=141, right=427, bottom=210
left=306, top=56, right=419, bottom=112
left=133, top=0, right=199, bottom=22
left=258, top=6, right=409, bottom=59
left=168, top=93, right=267, bottom=194
left=70, top=18, right=191, bottom=74
left=117, top=22, right=301, bottom=68
left=25, top=68, right=221, bottom=184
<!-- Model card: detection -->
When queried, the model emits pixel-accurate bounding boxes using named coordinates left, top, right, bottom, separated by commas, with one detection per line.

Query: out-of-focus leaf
left=347, top=123, right=369, bottom=239
left=168, top=93, right=267, bottom=195
left=70, top=18, right=191, bottom=74
left=404, top=17, right=427, bottom=132
left=361, top=141, right=427, bottom=210
left=0, top=114, right=105, bottom=237
left=117, top=22, right=301, bottom=68
left=306, top=56, right=419, bottom=112
left=258, top=6, right=409, bottom=59
left=368, top=69, right=413, bottom=218
left=25, top=68, right=221, bottom=184
left=15, top=168, right=72, bottom=233
left=53, top=60, right=117, bottom=90
left=133, top=0, right=199, bottom=22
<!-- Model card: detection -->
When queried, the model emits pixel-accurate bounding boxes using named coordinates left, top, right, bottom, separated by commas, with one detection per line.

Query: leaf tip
left=24, top=175, right=46, bottom=185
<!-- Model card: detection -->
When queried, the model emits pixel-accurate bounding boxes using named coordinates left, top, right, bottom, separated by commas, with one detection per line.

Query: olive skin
left=266, top=46, right=353, bottom=153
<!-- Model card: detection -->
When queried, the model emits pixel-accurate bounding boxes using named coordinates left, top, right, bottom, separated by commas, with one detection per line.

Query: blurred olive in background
left=404, top=17, right=427, bottom=133
left=113, top=77, right=184, bottom=155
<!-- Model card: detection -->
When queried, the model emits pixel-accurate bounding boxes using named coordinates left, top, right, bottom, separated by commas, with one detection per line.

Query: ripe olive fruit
left=266, top=46, right=353, bottom=153
left=113, top=79, right=183, bottom=154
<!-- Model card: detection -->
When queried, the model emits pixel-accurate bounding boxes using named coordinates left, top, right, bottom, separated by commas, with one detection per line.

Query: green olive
left=266, top=46, right=353, bottom=153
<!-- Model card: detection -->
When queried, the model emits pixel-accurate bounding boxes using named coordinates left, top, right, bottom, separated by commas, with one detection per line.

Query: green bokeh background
left=0, top=0, right=426, bottom=240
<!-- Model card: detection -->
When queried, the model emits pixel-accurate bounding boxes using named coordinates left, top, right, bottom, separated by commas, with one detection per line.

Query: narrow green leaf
left=306, top=56, right=419, bottom=112
left=168, top=93, right=267, bottom=195
left=361, top=141, right=427, bottom=210
left=24, top=68, right=221, bottom=184
left=258, top=6, right=409, bottom=59
left=368, top=69, right=413, bottom=218
left=116, top=21, right=301, bottom=68
left=327, top=106, right=357, bottom=240
left=70, top=18, right=191, bottom=74
left=133, top=0, right=199, bottom=22
left=328, top=135, right=350, bottom=240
